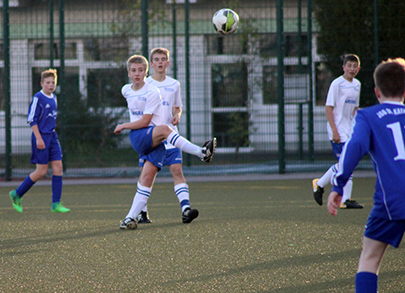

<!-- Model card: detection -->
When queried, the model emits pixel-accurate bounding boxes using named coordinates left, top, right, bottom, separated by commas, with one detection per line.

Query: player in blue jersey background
left=328, top=58, right=405, bottom=292
left=9, top=69, right=70, bottom=213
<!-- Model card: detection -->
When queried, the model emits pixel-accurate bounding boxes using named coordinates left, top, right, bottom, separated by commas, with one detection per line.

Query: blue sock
left=52, top=175, right=63, bottom=203
left=355, top=272, right=378, bottom=293
left=16, top=176, right=35, bottom=197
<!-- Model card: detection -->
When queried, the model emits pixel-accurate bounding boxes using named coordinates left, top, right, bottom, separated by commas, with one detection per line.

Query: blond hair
left=126, top=55, right=149, bottom=73
left=41, top=69, right=57, bottom=83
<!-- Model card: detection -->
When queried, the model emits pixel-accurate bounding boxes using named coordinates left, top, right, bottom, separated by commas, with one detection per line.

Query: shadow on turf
left=158, top=248, right=363, bottom=291
left=0, top=221, right=188, bottom=254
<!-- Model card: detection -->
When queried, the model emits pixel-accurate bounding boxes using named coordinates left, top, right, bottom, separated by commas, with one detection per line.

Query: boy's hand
left=114, top=124, right=124, bottom=134
left=36, top=138, right=45, bottom=149
left=327, top=191, right=342, bottom=216
left=171, top=115, right=180, bottom=126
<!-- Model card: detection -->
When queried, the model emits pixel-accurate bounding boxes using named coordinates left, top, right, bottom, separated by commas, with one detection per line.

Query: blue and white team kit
left=27, top=90, right=62, bottom=164
left=332, top=101, right=405, bottom=247
left=146, top=76, right=183, bottom=166
left=121, top=82, right=166, bottom=170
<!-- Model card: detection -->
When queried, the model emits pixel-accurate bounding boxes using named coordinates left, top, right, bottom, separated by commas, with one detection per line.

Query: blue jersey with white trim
left=27, top=90, right=58, bottom=134
left=332, top=101, right=405, bottom=220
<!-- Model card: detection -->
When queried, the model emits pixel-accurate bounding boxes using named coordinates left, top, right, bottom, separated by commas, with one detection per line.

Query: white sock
left=126, top=182, right=151, bottom=219
left=167, top=132, right=203, bottom=158
left=318, top=163, right=337, bottom=188
left=341, top=176, right=353, bottom=203
left=175, top=183, right=190, bottom=212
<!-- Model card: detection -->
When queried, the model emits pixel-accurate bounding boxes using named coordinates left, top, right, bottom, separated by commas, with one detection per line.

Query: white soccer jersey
left=146, top=76, right=182, bottom=130
left=146, top=76, right=182, bottom=149
left=325, top=75, right=361, bottom=142
left=121, top=82, right=164, bottom=127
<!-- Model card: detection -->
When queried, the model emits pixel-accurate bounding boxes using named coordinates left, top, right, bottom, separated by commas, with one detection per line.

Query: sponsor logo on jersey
left=162, top=101, right=170, bottom=106
left=131, top=110, right=143, bottom=116
left=138, top=96, right=147, bottom=101
left=345, top=98, right=357, bottom=105
left=46, top=104, right=51, bottom=108
left=164, top=87, right=175, bottom=92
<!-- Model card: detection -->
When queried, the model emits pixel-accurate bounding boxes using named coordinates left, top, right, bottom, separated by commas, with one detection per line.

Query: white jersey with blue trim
left=27, top=90, right=58, bottom=134
left=146, top=76, right=182, bottom=130
left=146, top=75, right=182, bottom=149
left=325, top=76, right=361, bottom=142
left=121, top=82, right=164, bottom=127
left=332, top=101, right=405, bottom=220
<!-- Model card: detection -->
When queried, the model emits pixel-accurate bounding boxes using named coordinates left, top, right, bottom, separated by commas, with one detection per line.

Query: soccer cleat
left=51, top=202, right=71, bottom=213
left=182, top=208, right=199, bottom=224
left=9, top=190, right=23, bottom=213
left=340, top=199, right=364, bottom=209
left=137, top=211, right=151, bottom=224
left=312, top=179, right=324, bottom=206
left=201, top=138, right=217, bottom=163
left=120, top=217, right=137, bottom=230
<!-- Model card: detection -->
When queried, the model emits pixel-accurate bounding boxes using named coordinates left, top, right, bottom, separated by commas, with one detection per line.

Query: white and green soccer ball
left=212, top=8, right=239, bottom=35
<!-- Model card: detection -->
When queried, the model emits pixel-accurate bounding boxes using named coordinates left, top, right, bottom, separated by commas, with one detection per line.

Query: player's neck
left=132, top=81, right=145, bottom=91
left=151, top=73, right=166, bottom=82
left=342, top=74, right=354, bottom=82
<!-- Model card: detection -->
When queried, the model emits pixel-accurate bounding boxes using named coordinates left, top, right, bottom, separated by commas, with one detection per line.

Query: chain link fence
left=0, top=0, right=383, bottom=179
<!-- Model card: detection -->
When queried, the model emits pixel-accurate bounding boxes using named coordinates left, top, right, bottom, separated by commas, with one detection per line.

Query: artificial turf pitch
left=1, top=177, right=404, bottom=292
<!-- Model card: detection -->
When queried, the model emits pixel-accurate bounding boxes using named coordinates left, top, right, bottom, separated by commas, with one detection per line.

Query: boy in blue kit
left=327, top=58, right=405, bottom=292
left=115, top=55, right=215, bottom=230
left=9, top=69, right=70, bottom=213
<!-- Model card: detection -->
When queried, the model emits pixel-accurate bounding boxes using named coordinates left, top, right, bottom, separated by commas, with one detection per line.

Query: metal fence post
left=3, top=0, right=11, bottom=181
left=277, top=0, right=285, bottom=174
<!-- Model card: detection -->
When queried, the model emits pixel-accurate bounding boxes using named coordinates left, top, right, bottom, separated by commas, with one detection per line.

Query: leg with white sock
left=151, top=125, right=215, bottom=162
left=121, top=161, right=158, bottom=229
left=318, top=163, right=338, bottom=188
left=341, top=175, right=353, bottom=203
left=169, top=163, right=199, bottom=223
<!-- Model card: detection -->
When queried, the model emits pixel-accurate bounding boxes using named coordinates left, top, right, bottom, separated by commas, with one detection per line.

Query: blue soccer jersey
left=27, top=90, right=58, bottom=133
left=332, top=101, right=405, bottom=220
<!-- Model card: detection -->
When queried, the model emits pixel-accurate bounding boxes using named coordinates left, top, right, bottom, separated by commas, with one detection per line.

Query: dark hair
left=343, top=54, right=360, bottom=67
left=374, top=58, right=405, bottom=98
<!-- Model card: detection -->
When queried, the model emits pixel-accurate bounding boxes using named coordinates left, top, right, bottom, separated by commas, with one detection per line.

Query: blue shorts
left=31, top=132, right=62, bottom=164
left=364, top=215, right=405, bottom=248
left=130, top=127, right=166, bottom=170
left=330, top=141, right=345, bottom=160
left=163, top=147, right=182, bottom=166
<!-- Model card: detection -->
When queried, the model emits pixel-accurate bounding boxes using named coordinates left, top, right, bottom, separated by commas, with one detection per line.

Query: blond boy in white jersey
left=312, top=54, right=363, bottom=209
left=136, top=47, right=199, bottom=224
left=115, top=55, right=216, bottom=230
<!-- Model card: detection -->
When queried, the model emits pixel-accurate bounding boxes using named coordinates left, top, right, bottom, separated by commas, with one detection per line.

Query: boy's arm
left=171, top=107, right=182, bottom=126
left=114, top=114, right=153, bottom=134
left=31, top=124, right=45, bottom=149
left=325, top=106, right=340, bottom=143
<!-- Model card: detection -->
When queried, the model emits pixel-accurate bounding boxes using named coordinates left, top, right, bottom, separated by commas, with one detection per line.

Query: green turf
left=1, top=178, right=404, bottom=292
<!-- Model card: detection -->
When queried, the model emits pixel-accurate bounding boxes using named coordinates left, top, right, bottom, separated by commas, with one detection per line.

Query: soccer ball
left=212, top=8, right=239, bottom=35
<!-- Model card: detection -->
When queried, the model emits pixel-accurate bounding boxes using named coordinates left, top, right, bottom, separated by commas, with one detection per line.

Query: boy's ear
left=374, top=87, right=381, bottom=99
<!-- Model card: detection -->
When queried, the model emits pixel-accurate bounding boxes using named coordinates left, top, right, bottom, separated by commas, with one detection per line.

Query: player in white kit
left=312, top=54, right=363, bottom=209
left=137, top=47, right=199, bottom=224
left=115, top=55, right=216, bottom=230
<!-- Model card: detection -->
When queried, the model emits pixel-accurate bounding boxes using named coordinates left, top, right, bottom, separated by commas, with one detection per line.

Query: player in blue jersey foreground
left=313, top=54, right=363, bottom=209
left=9, top=69, right=70, bottom=213
left=327, top=58, right=405, bottom=293
left=115, top=55, right=215, bottom=230
left=137, top=47, right=199, bottom=224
